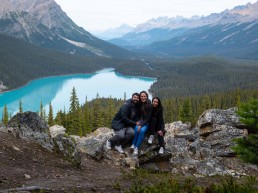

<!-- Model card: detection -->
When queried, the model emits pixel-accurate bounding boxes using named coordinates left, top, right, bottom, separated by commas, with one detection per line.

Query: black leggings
left=149, top=117, right=165, bottom=148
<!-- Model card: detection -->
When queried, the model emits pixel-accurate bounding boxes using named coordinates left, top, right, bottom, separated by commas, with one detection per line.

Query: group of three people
left=106, top=91, right=165, bottom=156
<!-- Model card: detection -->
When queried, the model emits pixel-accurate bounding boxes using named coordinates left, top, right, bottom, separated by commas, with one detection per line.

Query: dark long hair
left=152, top=97, right=163, bottom=116
left=139, top=91, right=150, bottom=118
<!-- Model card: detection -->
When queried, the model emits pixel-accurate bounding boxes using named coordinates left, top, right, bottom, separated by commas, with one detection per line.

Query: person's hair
left=139, top=91, right=150, bottom=117
left=132, top=92, right=140, bottom=98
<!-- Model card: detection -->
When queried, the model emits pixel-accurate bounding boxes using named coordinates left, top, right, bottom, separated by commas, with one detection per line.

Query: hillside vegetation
left=1, top=34, right=258, bottom=101
left=0, top=33, right=147, bottom=90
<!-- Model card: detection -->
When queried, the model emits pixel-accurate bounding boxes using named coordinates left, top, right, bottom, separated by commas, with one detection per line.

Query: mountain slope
left=0, top=33, right=143, bottom=91
left=109, top=1, right=258, bottom=59
left=0, top=0, right=133, bottom=58
left=144, top=21, right=258, bottom=59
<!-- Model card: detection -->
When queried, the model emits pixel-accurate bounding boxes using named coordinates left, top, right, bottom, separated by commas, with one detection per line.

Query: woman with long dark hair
left=131, top=91, right=152, bottom=156
left=148, top=97, right=166, bottom=154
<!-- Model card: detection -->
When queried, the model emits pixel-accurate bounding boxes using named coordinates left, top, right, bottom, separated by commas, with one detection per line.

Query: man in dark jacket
left=106, top=92, right=140, bottom=153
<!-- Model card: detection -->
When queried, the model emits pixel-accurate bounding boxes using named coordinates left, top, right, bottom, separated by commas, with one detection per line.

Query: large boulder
left=53, top=134, right=81, bottom=167
left=7, top=112, right=54, bottom=150
left=163, top=108, right=256, bottom=177
left=77, top=127, right=113, bottom=161
left=49, top=125, right=81, bottom=167
left=49, top=125, right=66, bottom=138
left=197, top=108, right=245, bottom=128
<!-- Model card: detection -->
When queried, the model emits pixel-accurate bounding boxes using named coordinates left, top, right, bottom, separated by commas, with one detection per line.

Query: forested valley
left=1, top=34, right=258, bottom=135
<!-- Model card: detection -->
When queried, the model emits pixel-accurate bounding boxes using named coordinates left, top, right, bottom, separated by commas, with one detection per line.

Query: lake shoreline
left=0, top=69, right=156, bottom=118
left=0, top=68, right=157, bottom=94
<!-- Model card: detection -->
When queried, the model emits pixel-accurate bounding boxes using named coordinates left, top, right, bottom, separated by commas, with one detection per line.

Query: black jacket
left=139, top=99, right=153, bottom=127
left=111, top=99, right=139, bottom=131
left=151, top=106, right=165, bottom=131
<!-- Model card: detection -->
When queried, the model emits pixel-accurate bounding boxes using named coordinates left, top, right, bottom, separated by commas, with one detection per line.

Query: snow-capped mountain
left=0, top=0, right=132, bottom=58
left=109, top=1, right=258, bottom=59
left=94, top=23, right=135, bottom=40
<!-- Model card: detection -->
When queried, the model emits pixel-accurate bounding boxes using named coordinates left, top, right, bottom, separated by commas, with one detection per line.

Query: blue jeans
left=132, top=125, right=148, bottom=148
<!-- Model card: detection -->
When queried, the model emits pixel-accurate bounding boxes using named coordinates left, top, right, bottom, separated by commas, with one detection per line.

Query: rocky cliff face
left=0, top=0, right=132, bottom=58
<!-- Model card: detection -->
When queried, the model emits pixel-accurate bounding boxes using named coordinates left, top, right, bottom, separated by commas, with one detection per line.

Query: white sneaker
left=159, top=147, right=164, bottom=154
left=148, top=135, right=154, bottom=144
left=106, top=140, right=111, bottom=149
left=115, top=145, right=124, bottom=154
left=133, top=147, right=138, bottom=156
left=130, top=144, right=135, bottom=149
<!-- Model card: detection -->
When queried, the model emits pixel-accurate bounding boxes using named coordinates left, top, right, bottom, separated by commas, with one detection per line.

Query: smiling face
left=132, top=94, right=140, bottom=104
left=140, top=92, right=147, bottom=103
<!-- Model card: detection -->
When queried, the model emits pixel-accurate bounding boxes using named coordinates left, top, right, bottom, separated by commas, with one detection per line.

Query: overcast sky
left=54, top=0, right=257, bottom=33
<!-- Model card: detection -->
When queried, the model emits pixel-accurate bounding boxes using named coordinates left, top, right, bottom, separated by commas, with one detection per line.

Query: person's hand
left=138, top=126, right=142, bottom=133
left=157, top=130, right=163, bottom=137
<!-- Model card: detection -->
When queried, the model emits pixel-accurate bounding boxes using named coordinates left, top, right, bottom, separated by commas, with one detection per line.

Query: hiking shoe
left=106, top=140, right=111, bottom=150
left=130, top=144, right=135, bottom=149
left=133, top=147, right=138, bottom=156
left=115, top=145, right=124, bottom=154
left=159, top=147, right=164, bottom=154
left=148, top=135, right=154, bottom=144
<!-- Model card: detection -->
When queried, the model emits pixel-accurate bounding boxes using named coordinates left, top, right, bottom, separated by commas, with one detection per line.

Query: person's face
left=153, top=98, right=159, bottom=107
left=140, top=93, right=147, bottom=103
left=132, top=95, right=139, bottom=104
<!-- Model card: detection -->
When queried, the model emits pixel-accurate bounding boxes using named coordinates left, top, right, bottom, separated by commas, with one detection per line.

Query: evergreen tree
left=237, top=98, right=258, bottom=130
left=92, top=94, right=103, bottom=130
left=178, top=98, right=194, bottom=124
left=55, top=110, right=63, bottom=125
left=232, top=98, right=258, bottom=165
left=67, top=87, right=82, bottom=136
left=19, top=99, right=23, bottom=113
left=48, top=102, right=54, bottom=126
left=82, top=100, right=91, bottom=135
left=39, top=101, right=44, bottom=119
left=2, top=105, right=9, bottom=125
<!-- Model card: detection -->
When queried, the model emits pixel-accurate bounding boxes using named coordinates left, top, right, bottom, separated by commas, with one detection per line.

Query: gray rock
left=197, top=108, right=246, bottom=128
left=54, top=134, right=81, bottom=167
left=49, top=125, right=66, bottom=138
left=7, top=112, right=54, bottom=150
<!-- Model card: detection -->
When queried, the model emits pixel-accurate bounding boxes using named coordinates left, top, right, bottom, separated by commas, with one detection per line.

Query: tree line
left=2, top=87, right=258, bottom=136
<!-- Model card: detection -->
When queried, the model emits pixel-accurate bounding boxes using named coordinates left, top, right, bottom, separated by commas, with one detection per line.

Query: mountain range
left=108, top=1, right=258, bottom=59
left=0, top=0, right=133, bottom=58
left=0, top=0, right=257, bottom=60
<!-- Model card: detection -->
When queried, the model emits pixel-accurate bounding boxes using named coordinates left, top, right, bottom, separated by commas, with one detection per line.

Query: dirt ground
left=0, top=132, right=129, bottom=192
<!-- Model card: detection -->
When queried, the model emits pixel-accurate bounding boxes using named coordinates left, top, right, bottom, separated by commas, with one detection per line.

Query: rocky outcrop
left=6, top=112, right=54, bottom=150
left=49, top=125, right=81, bottom=167
left=164, top=108, right=254, bottom=177
left=76, top=108, right=258, bottom=177
left=1, top=108, right=257, bottom=177
left=1, top=112, right=80, bottom=166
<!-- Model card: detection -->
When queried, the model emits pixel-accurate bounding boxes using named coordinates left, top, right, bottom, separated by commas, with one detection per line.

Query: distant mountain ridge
left=94, top=23, right=135, bottom=40
left=0, top=0, right=133, bottom=58
left=109, top=1, right=258, bottom=59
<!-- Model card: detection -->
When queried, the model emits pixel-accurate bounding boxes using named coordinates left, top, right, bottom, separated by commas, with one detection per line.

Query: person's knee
left=116, top=132, right=125, bottom=139
left=128, top=130, right=134, bottom=137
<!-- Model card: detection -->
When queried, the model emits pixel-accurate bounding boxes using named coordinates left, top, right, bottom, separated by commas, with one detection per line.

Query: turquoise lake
left=0, top=68, right=156, bottom=118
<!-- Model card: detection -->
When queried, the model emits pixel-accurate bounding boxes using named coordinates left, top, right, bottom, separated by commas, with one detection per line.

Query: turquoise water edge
left=0, top=68, right=156, bottom=118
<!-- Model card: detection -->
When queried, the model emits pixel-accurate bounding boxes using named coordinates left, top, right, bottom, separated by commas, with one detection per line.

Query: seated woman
left=131, top=91, right=152, bottom=156
left=148, top=97, right=166, bottom=154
